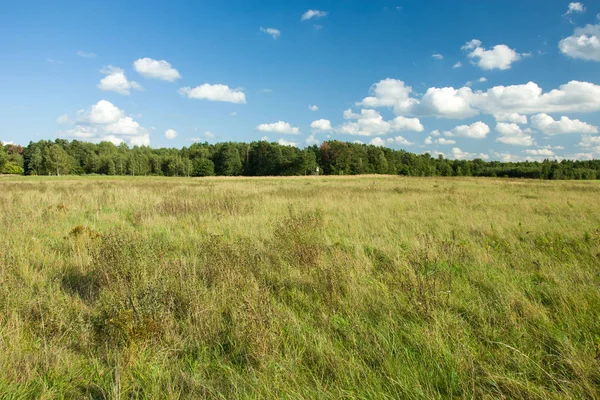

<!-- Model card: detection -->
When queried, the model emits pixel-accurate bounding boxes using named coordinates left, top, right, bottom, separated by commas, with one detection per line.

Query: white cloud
left=310, top=119, right=332, bottom=131
left=309, top=104, right=319, bottom=111
left=462, top=39, right=523, bottom=70
left=360, top=78, right=416, bottom=109
left=343, top=109, right=361, bottom=119
left=580, top=135, right=600, bottom=148
left=565, top=2, right=586, bottom=15
left=97, top=66, right=143, bottom=95
left=339, top=109, right=424, bottom=136
left=530, top=113, right=598, bottom=135
left=178, top=84, right=247, bottom=104
left=56, top=114, right=70, bottom=124
left=76, top=50, right=96, bottom=58
left=424, top=136, right=433, bottom=145
left=524, top=148, right=555, bottom=156
left=231, top=112, right=237, bottom=116
left=559, top=24, right=600, bottom=62
left=260, top=136, right=269, bottom=142
left=369, top=137, right=386, bottom=147
left=204, top=131, right=215, bottom=139
left=278, top=138, right=298, bottom=147
left=133, top=58, right=181, bottom=81
left=465, top=77, right=488, bottom=87
left=59, top=100, right=150, bottom=146
left=431, top=130, right=441, bottom=137
left=495, top=122, right=535, bottom=146
left=305, top=134, right=319, bottom=146
left=453, top=62, right=463, bottom=68
left=432, top=53, right=444, bottom=60
left=301, top=10, right=328, bottom=21
left=444, top=121, right=490, bottom=139
left=260, top=27, right=281, bottom=39
left=494, top=112, right=528, bottom=124
left=436, top=138, right=456, bottom=145
left=256, top=121, right=300, bottom=135
left=359, top=78, right=600, bottom=118
left=164, top=129, right=177, bottom=139
left=451, top=147, right=489, bottom=160
left=386, top=136, right=415, bottom=146
left=258, top=88, right=273, bottom=93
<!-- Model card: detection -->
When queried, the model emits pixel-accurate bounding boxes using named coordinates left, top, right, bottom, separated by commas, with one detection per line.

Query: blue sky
left=1, top=0, right=600, bottom=161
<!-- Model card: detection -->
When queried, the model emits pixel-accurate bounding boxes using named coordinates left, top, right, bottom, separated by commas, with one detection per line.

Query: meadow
left=0, top=175, right=599, bottom=399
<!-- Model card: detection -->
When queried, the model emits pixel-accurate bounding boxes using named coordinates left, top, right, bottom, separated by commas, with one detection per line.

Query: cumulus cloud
left=97, top=66, right=143, bottom=95
left=277, top=138, right=297, bottom=147
left=444, top=121, right=490, bottom=139
left=369, top=137, right=386, bottom=147
left=432, top=53, right=444, bottom=60
left=424, top=135, right=456, bottom=145
left=580, top=135, right=600, bottom=148
left=495, top=123, right=535, bottom=146
left=461, top=39, right=524, bottom=70
left=451, top=147, right=489, bottom=160
left=178, top=84, right=247, bottom=104
left=530, top=113, right=598, bottom=135
left=133, top=58, right=181, bottom=81
left=310, top=119, right=332, bottom=131
left=343, top=109, right=361, bottom=119
left=59, top=100, right=150, bottom=146
left=260, top=27, right=280, bottom=39
left=76, top=50, right=96, bottom=58
left=301, top=10, right=328, bottom=21
left=386, top=136, right=415, bottom=146
left=559, top=24, right=600, bottom=62
left=309, top=104, right=319, bottom=111
left=305, top=135, right=319, bottom=146
left=565, top=2, right=586, bottom=15
left=436, top=138, right=456, bottom=145
left=494, top=112, right=528, bottom=124
left=465, top=77, right=488, bottom=87
left=164, top=129, right=177, bottom=139
left=56, top=114, right=70, bottom=124
left=256, top=121, right=300, bottom=135
left=453, top=62, right=463, bottom=68
left=360, top=79, right=477, bottom=118
left=524, top=148, right=555, bottom=156
left=339, top=109, right=424, bottom=136
left=358, top=78, right=600, bottom=119
left=204, top=131, right=215, bottom=139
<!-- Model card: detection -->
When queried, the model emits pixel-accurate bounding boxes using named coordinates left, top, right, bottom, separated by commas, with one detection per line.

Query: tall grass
left=0, top=175, right=599, bottom=399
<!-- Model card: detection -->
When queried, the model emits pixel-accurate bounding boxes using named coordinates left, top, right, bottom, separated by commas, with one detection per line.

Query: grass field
left=1, top=175, right=599, bottom=399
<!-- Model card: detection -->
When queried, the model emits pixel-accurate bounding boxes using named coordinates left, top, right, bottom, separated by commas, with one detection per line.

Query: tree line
left=1, top=139, right=599, bottom=180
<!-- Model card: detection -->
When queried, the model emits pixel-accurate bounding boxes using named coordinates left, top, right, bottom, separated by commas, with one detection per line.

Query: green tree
left=43, top=145, right=71, bottom=176
left=0, top=145, right=7, bottom=172
left=28, top=147, right=43, bottom=175
left=193, top=158, right=215, bottom=176
left=214, top=144, right=243, bottom=176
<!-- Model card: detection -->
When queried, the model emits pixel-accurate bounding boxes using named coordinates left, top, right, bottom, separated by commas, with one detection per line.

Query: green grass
left=1, top=175, right=599, bottom=399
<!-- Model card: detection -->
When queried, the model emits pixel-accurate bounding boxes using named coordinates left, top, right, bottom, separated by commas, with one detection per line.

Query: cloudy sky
left=1, top=0, right=600, bottom=161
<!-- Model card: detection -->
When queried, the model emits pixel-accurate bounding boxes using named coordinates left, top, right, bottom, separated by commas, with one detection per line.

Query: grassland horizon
left=1, top=175, right=599, bottom=399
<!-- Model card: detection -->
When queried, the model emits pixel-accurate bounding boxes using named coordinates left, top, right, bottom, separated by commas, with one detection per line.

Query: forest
left=1, top=139, right=599, bottom=180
